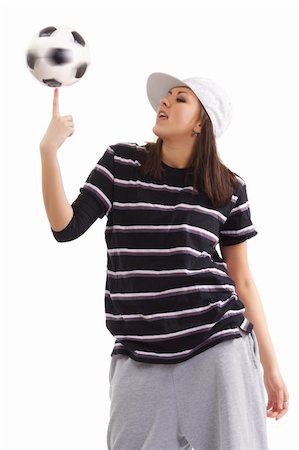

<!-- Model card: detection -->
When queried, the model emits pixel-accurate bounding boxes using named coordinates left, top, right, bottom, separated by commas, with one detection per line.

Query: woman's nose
left=159, top=96, right=169, bottom=108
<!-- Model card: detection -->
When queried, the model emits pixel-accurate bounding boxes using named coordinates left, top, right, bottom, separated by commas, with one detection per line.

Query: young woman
left=40, top=72, right=289, bottom=450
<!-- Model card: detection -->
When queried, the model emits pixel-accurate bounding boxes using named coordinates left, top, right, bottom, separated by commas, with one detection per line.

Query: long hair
left=137, top=104, right=239, bottom=208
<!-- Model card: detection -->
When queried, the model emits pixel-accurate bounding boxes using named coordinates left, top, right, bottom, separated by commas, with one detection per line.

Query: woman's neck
left=161, top=141, right=194, bottom=169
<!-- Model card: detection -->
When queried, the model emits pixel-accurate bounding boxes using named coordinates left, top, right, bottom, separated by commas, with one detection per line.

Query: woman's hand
left=40, top=88, right=74, bottom=154
left=263, top=365, right=289, bottom=420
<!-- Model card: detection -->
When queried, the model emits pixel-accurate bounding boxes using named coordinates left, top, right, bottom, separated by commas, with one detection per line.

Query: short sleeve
left=50, top=189, right=104, bottom=242
left=219, top=180, right=258, bottom=246
left=79, top=146, right=115, bottom=219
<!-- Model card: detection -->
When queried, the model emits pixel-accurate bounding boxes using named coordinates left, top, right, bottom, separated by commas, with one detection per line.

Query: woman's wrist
left=40, top=144, right=58, bottom=156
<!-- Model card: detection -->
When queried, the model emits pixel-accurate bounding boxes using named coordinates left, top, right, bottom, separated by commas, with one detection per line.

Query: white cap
left=146, top=72, right=232, bottom=138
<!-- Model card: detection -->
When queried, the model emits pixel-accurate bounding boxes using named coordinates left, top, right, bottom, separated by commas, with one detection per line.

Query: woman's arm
left=40, top=87, right=75, bottom=231
left=220, top=240, right=289, bottom=421
left=220, top=240, right=277, bottom=370
left=230, top=269, right=278, bottom=370
left=40, top=152, right=74, bottom=231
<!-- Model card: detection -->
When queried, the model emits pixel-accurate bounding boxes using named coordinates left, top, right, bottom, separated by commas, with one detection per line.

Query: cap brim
left=146, top=72, right=189, bottom=112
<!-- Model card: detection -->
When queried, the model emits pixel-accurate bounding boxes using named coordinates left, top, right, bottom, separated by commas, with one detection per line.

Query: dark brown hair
left=137, top=103, right=239, bottom=208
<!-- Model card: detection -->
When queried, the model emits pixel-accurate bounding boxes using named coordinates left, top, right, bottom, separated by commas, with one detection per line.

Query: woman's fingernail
left=54, top=87, right=58, bottom=94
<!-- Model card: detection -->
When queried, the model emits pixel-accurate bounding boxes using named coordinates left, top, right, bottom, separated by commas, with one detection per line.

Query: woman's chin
left=152, top=125, right=167, bottom=139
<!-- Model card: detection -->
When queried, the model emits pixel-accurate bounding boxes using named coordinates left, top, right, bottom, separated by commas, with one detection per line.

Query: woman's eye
left=177, top=98, right=185, bottom=102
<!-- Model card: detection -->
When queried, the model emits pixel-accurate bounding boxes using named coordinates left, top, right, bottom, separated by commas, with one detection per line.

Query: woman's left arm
left=220, top=240, right=290, bottom=420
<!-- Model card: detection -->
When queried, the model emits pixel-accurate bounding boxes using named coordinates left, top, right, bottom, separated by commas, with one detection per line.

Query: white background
left=1, top=0, right=298, bottom=449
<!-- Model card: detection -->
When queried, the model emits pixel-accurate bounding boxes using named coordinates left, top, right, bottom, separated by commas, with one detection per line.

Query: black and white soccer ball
left=26, top=25, right=90, bottom=87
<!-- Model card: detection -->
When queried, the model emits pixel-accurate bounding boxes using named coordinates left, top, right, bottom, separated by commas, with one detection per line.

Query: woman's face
left=152, top=86, right=202, bottom=140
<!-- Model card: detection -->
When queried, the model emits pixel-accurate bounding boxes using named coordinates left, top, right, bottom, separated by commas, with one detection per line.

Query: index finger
left=52, top=87, right=60, bottom=117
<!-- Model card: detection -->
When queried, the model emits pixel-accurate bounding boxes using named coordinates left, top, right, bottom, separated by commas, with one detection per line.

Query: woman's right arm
left=40, top=152, right=74, bottom=232
left=40, top=88, right=107, bottom=242
left=40, top=88, right=75, bottom=232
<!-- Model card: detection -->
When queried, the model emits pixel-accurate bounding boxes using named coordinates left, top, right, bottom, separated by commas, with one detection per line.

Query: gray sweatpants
left=107, top=329, right=269, bottom=450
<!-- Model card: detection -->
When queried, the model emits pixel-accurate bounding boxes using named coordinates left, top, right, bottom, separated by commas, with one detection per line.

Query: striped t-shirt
left=52, top=142, right=258, bottom=364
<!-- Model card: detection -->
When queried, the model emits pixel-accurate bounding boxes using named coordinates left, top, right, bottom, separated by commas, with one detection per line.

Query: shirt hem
left=110, top=325, right=251, bottom=365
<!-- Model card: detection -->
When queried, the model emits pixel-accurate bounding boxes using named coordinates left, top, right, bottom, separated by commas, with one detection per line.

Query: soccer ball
left=26, top=25, right=90, bottom=87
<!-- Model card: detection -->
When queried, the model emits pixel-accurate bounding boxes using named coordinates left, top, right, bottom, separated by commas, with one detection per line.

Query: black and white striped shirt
left=52, top=142, right=258, bottom=364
